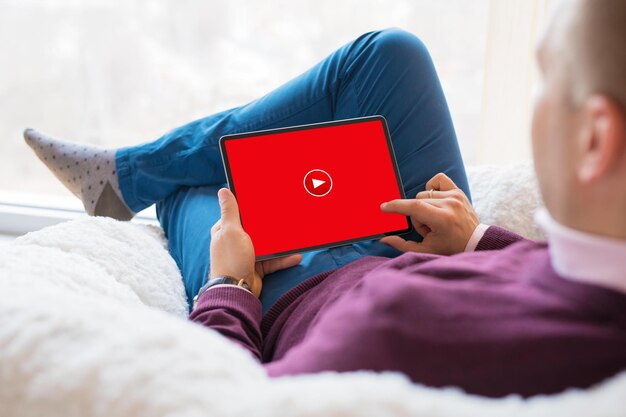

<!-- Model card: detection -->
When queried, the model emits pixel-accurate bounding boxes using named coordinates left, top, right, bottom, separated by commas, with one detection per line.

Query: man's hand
left=379, top=173, right=479, bottom=256
left=210, top=188, right=302, bottom=298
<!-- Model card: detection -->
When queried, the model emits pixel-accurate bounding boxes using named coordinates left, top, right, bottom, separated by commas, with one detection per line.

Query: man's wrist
left=193, top=275, right=255, bottom=310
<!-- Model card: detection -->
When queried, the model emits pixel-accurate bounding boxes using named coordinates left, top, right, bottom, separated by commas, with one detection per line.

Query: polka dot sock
left=23, top=128, right=135, bottom=221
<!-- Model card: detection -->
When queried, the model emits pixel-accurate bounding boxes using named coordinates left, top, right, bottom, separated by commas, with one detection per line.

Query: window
left=0, top=0, right=490, bottom=193
left=0, top=0, right=553, bottom=234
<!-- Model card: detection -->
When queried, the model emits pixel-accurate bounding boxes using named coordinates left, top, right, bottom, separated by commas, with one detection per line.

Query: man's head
left=531, top=0, right=626, bottom=238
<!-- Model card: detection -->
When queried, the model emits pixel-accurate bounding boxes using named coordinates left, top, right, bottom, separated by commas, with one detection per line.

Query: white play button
left=312, top=179, right=325, bottom=189
left=303, top=169, right=333, bottom=197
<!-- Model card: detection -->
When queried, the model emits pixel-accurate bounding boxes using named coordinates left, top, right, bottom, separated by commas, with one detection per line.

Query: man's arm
left=380, top=173, right=531, bottom=256
left=189, top=286, right=263, bottom=361
left=474, top=225, right=528, bottom=251
left=465, top=223, right=528, bottom=251
left=192, top=187, right=301, bottom=360
left=190, top=273, right=399, bottom=377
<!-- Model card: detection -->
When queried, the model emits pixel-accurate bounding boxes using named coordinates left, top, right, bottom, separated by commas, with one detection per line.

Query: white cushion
left=467, top=161, right=545, bottom=240
left=1, top=163, right=623, bottom=417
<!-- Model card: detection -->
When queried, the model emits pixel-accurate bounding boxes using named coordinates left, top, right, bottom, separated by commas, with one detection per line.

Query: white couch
left=1, top=162, right=624, bottom=417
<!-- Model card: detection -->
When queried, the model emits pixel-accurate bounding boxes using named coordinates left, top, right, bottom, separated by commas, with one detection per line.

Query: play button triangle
left=312, top=178, right=325, bottom=189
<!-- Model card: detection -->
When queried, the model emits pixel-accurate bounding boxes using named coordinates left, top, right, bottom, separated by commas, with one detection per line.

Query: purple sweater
left=190, top=227, right=626, bottom=397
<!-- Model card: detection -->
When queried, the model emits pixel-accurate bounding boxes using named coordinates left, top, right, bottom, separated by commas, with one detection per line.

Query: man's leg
left=154, top=28, right=470, bottom=315
left=116, top=28, right=469, bottom=213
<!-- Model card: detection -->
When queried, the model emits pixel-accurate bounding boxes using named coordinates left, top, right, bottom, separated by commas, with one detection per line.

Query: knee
left=368, top=28, right=431, bottom=63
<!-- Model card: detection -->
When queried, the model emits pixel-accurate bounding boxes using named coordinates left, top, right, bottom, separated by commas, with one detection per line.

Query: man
left=191, top=0, right=626, bottom=397
left=24, top=0, right=625, bottom=398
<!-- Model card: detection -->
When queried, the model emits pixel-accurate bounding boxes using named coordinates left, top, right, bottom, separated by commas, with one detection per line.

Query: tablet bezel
left=219, top=115, right=413, bottom=261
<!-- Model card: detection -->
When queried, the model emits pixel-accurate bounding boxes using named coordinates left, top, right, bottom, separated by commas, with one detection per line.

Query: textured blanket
left=1, top=162, right=624, bottom=417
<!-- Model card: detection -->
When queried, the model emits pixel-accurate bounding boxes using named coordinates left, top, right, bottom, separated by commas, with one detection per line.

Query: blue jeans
left=115, top=28, right=471, bottom=316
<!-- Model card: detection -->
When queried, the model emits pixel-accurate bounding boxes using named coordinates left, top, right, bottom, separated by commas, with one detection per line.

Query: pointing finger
left=380, top=199, right=444, bottom=226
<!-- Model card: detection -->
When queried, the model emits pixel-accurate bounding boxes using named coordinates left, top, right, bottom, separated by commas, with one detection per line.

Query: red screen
left=222, top=118, right=409, bottom=258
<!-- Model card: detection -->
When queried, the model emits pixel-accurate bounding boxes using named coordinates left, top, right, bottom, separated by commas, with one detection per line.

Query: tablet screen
left=220, top=116, right=411, bottom=260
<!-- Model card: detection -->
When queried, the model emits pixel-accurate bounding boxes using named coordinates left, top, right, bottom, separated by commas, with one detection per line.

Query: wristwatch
left=192, top=275, right=253, bottom=310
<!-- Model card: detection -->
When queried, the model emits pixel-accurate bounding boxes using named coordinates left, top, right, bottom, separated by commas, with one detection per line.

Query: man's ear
left=577, top=95, right=626, bottom=184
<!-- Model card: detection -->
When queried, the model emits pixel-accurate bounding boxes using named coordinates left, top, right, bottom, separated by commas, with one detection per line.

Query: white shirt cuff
left=464, top=223, right=490, bottom=252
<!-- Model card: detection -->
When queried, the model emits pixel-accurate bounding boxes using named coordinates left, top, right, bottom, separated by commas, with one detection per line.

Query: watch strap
left=192, top=275, right=253, bottom=310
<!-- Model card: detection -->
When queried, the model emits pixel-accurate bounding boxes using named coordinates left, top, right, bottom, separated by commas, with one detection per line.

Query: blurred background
left=0, top=0, right=553, bottom=213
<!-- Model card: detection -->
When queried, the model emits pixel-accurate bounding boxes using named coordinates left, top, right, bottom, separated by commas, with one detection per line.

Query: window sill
left=0, top=191, right=157, bottom=236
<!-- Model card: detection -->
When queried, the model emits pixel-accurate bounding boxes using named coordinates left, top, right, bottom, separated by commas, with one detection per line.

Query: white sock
left=23, top=128, right=135, bottom=220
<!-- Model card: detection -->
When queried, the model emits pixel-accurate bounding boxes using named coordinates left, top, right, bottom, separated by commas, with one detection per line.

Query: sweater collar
left=535, top=208, right=626, bottom=296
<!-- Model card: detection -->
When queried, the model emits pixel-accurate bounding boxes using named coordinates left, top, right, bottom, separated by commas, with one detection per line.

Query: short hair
left=565, top=0, right=626, bottom=108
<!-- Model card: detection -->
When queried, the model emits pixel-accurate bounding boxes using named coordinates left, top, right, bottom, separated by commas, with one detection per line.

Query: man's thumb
left=218, top=188, right=240, bottom=224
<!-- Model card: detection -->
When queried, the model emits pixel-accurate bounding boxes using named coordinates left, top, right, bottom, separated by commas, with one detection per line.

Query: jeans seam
left=352, top=79, right=365, bottom=115
left=236, top=91, right=332, bottom=134
left=138, top=92, right=333, bottom=169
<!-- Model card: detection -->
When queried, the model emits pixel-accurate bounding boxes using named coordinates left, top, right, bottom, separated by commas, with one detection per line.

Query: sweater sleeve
left=475, top=225, right=528, bottom=251
left=191, top=279, right=409, bottom=379
left=189, top=286, right=263, bottom=361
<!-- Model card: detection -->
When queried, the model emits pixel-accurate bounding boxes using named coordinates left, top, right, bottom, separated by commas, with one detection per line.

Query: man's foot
left=23, top=128, right=136, bottom=221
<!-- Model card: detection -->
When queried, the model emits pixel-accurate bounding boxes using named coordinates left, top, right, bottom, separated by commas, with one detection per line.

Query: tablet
left=219, top=115, right=412, bottom=260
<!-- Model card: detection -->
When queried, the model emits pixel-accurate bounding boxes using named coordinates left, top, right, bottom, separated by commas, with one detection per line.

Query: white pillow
left=2, top=163, right=624, bottom=417
left=467, top=161, right=545, bottom=240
